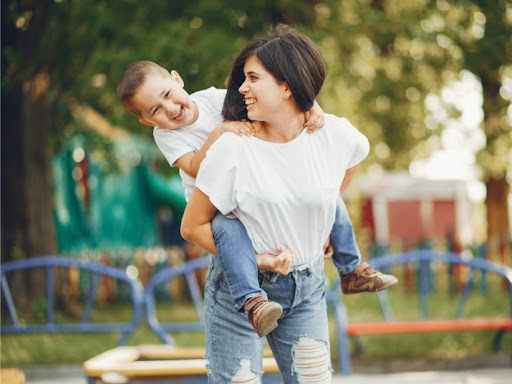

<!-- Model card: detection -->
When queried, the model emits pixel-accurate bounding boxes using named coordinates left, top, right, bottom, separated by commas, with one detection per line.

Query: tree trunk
left=478, top=65, right=511, bottom=262
left=485, top=176, right=511, bottom=261
left=1, top=71, right=57, bottom=307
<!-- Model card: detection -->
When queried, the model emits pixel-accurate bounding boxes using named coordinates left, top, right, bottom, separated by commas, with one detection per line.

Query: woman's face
left=238, top=55, right=288, bottom=122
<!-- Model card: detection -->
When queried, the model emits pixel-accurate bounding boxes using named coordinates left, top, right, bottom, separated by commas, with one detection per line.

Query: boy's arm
left=304, top=100, right=325, bottom=133
left=175, top=120, right=254, bottom=178
left=181, top=187, right=294, bottom=274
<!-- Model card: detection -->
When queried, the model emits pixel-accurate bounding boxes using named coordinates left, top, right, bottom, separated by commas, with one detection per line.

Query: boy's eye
left=152, top=107, right=159, bottom=116
left=165, top=90, right=170, bottom=98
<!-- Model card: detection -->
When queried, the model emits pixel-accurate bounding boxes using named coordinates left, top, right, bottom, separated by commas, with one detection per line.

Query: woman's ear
left=283, top=82, right=292, bottom=100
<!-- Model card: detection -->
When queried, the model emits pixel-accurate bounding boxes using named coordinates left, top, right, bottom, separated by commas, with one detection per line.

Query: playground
left=2, top=1, right=512, bottom=383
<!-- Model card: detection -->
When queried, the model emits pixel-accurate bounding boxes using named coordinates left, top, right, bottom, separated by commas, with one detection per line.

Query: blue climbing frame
left=1, top=255, right=145, bottom=345
left=334, top=250, right=512, bottom=375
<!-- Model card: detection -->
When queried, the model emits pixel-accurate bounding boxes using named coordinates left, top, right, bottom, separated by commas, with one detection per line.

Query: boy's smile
left=132, top=70, right=199, bottom=130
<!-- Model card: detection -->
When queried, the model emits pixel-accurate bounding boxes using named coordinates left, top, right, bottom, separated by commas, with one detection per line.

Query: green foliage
left=3, top=0, right=510, bottom=174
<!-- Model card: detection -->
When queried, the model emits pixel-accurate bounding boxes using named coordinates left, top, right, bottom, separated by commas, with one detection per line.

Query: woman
left=181, top=25, right=369, bottom=383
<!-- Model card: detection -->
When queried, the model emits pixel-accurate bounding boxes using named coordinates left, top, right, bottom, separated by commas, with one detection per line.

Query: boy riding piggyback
left=117, top=60, right=397, bottom=338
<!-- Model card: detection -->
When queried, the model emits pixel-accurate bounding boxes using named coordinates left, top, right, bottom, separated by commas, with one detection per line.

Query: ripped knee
left=231, top=358, right=260, bottom=384
left=292, top=337, right=331, bottom=383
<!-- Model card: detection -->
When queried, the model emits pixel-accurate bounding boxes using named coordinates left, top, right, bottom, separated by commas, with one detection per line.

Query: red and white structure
left=358, top=173, right=474, bottom=247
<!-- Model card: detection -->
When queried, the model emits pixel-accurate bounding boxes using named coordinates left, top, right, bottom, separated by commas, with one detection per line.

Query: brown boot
left=244, top=295, right=282, bottom=337
left=340, top=262, right=398, bottom=294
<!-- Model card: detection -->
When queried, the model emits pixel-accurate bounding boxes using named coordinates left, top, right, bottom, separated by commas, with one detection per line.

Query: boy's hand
left=217, top=120, right=255, bottom=137
left=304, top=100, right=325, bottom=134
left=256, top=245, right=294, bottom=275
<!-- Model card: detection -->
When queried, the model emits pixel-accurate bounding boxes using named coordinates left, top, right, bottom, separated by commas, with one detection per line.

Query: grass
left=2, top=265, right=511, bottom=368
left=339, top=290, right=512, bottom=360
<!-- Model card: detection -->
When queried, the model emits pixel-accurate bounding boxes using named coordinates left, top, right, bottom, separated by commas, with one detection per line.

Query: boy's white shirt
left=153, top=87, right=227, bottom=201
left=195, top=114, right=370, bottom=266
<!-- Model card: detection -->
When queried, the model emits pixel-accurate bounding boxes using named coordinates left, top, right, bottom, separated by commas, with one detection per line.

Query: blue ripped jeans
left=211, top=195, right=360, bottom=312
left=204, top=254, right=331, bottom=383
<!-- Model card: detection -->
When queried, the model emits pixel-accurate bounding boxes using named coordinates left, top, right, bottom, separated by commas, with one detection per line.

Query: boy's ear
left=139, top=119, right=155, bottom=127
left=170, top=70, right=185, bottom=88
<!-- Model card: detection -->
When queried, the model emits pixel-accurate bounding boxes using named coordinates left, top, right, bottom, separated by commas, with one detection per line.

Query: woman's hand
left=256, top=246, right=294, bottom=275
left=217, top=120, right=255, bottom=137
left=323, top=236, right=334, bottom=259
left=304, top=100, right=325, bottom=134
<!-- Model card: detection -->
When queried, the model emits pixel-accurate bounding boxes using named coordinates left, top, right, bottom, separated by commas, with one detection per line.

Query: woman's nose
left=239, top=79, right=248, bottom=94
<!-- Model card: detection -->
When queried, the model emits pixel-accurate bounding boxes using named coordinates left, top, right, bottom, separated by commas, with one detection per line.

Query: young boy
left=117, top=61, right=398, bottom=337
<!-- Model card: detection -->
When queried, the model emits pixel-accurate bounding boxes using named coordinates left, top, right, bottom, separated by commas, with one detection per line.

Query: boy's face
left=132, top=70, right=198, bottom=130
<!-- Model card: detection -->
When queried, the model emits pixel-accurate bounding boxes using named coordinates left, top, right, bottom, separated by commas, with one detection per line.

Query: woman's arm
left=340, top=164, right=359, bottom=194
left=180, top=187, right=219, bottom=254
left=256, top=246, right=294, bottom=275
left=181, top=187, right=294, bottom=274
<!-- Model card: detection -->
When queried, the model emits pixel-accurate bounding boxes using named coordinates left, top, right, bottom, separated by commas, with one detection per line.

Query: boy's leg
left=330, top=195, right=398, bottom=294
left=330, top=195, right=361, bottom=274
left=211, top=212, right=282, bottom=336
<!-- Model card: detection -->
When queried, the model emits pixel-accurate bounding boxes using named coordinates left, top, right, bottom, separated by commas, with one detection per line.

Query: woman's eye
left=165, top=91, right=170, bottom=97
left=153, top=107, right=159, bottom=115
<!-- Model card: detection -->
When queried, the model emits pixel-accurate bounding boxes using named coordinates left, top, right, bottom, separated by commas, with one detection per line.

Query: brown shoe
left=244, top=295, right=283, bottom=337
left=340, top=262, right=398, bottom=294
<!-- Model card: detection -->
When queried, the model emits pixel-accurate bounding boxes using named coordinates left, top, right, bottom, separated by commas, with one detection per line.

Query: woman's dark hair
left=222, top=24, right=327, bottom=121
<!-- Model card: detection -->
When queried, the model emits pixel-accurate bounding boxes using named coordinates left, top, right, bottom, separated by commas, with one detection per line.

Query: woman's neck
left=255, top=113, right=305, bottom=143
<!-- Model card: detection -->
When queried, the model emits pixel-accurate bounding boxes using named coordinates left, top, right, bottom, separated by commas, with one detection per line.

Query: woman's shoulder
left=207, top=132, right=245, bottom=157
left=323, top=114, right=356, bottom=131
left=325, top=114, right=367, bottom=137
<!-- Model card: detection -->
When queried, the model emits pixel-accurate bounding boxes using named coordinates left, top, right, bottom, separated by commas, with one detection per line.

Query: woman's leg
left=211, top=212, right=265, bottom=311
left=264, top=257, right=332, bottom=384
left=204, top=255, right=265, bottom=383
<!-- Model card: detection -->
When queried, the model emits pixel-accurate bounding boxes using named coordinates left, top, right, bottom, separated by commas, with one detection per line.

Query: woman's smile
left=245, top=97, right=256, bottom=110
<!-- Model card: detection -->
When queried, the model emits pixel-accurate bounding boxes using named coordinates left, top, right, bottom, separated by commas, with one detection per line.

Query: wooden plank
left=137, top=345, right=275, bottom=359
left=84, top=346, right=280, bottom=379
left=346, top=318, right=512, bottom=335
left=1, top=368, right=25, bottom=384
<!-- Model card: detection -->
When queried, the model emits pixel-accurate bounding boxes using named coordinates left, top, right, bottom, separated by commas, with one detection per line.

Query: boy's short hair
left=117, top=61, right=170, bottom=118
left=223, top=24, right=327, bottom=121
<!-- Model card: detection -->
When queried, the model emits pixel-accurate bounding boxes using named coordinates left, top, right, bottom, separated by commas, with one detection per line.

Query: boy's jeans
left=204, top=254, right=331, bottom=383
left=211, top=194, right=360, bottom=312
left=329, top=194, right=362, bottom=275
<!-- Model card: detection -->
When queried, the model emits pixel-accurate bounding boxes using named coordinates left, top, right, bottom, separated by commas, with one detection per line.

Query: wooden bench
left=84, top=345, right=280, bottom=383
left=1, top=255, right=145, bottom=345
left=142, top=255, right=350, bottom=381
left=333, top=250, right=512, bottom=375
left=82, top=255, right=279, bottom=383
left=0, top=368, right=25, bottom=384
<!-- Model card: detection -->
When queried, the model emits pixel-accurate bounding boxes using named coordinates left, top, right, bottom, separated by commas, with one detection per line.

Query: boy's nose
left=163, top=100, right=176, bottom=114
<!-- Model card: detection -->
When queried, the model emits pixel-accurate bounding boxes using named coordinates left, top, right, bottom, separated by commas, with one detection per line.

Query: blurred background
left=1, top=0, right=511, bottom=372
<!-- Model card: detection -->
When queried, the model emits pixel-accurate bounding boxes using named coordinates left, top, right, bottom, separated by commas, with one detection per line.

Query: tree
left=460, top=1, right=512, bottom=250
left=1, top=0, right=323, bottom=305
left=316, top=0, right=511, bottom=248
